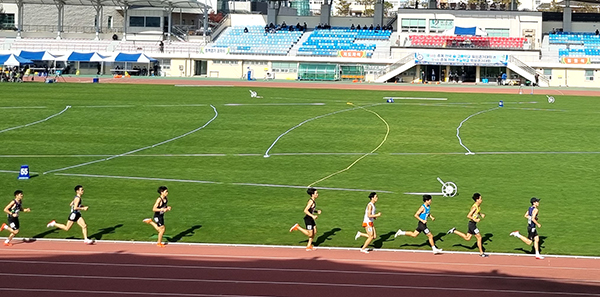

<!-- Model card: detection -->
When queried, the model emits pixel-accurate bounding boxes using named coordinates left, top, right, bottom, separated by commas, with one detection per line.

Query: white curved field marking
left=308, top=106, right=390, bottom=188
left=456, top=107, right=500, bottom=155
left=43, top=105, right=219, bottom=175
left=0, top=105, right=71, bottom=134
left=263, top=103, right=381, bottom=158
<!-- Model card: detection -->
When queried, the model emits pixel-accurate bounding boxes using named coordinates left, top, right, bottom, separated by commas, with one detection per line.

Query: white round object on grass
left=547, top=96, right=555, bottom=103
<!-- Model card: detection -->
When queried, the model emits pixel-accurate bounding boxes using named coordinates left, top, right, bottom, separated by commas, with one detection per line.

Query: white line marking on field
left=1, top=273, right=597, bottom=296
left=308, top=105, right=390, bottom=188
left=49, top=173, right=392, bottom=192
left=0, top=105, right=71, bottom=134
left=54, top=173, right=220, bottom=184
left=224, top=103, right=325, bottom=106
left=263, top=103, right=381, bottom=158
left=232, top=182, right=392, bottom=193
left=383, top=97, right=447, bottom=101
left=77, top=105, right=136, bottom=108
left=0, top=106, right=47, bottom=109
left=456, top=107, right=500, bottom=155
left=43, top=105, right=219, bottom=175
left=0, top=287, right=267, bottom=297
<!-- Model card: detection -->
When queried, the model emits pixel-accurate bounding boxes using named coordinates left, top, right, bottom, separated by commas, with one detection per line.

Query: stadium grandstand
left=1, top=0, right=599, bottom=87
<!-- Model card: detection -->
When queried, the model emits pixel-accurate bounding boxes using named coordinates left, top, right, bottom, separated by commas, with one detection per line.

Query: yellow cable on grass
left=308, top=105, right=390, bottom=188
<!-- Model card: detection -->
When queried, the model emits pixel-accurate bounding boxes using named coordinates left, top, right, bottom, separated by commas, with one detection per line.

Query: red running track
left=1, top=240, right=599, bottom=297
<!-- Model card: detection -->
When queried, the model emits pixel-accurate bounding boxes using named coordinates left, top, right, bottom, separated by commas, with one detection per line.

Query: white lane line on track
left=0, top=105, right=71, bottom=134
left=1, top=259, right=598, bottom=284
left=43, top=105, right=219, bottom=175
left=0, top=273, right=598, bottom=296
left=0, top=288, right=269, bottom=297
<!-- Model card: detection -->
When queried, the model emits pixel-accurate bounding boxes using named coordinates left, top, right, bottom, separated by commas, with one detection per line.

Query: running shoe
left=535, top=255, right=545, bottom=260
left=46, top=220, right=56, bottom=228
left=394, top=229, right=405, bottom=238
left=354, top=231, right=361, bottom=240
left=433, top=247, right=443, bottom=254
left=84, top=239, right=94, bottom=245
left=0, top=223, right=6, bottom=231
left=480, top=253, right=489, bottom=258
left=142, top=218, right=152, bottom=224
left=306, top=245, right=315, bottom=251
left=447, top=227, right=456, bottom=234
left=289, top=223, right=299, bottom=232
left=360, top=249, right=369, bottom=254
left=509, top=231, right=520, bottom=237
left=3, top=242, right=12, bottom=247
left=157, top=243, right=166, bottom=248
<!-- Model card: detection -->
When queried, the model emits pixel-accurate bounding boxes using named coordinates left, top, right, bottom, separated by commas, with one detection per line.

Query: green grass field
left=0, top=83, right=598, bottom=256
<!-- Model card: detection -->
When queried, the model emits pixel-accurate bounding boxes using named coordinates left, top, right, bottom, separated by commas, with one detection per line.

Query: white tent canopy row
left=0, top=0, right=213, bottom=40
left=7, top=51, right=159, bottom=76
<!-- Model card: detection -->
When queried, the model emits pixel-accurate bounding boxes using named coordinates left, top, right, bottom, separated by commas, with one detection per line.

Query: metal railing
left=509, top=55, right=549, bottom=86
left=375, top=53, right=414, bottom=80
left=21, top=25, right=122, bottom=34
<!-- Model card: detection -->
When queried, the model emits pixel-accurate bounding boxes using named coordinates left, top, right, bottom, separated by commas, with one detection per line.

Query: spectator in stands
left=534, top=73, right=539, bottom=86
left=351, top=24, right=355, bottom=30
left=431, top=69, right=436, bottom=81
left=501, top=72, right=507, bottom=85
left=376, top=24, right=381, bottom=31
left=596, top=29, right=599, bottom=36
left=441, top=69, right=445, bottom=82
left=420, top=70, right=425, bottom=83
left=265, top=25, right=269, bottom=33
left=159, top=40, right=164, bottom=53
left=112, top=34, right=118, bottom=40
left=303, top=22, right=307, bottom=31
left=243, top=27, right=249, bottom=33
left=357, top=24, right=361, bottom=30
left=551, top=28, right=556, bottom=34
left=369, top=24, right=374, bottom=30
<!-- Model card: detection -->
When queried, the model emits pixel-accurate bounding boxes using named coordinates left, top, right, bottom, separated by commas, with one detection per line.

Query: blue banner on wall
left=415, top=53, right=508, bottom=66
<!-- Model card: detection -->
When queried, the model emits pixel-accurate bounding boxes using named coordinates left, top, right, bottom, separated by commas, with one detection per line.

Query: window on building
left=107, top=16, right=113, bottom=29
left=272, top=62, right=297, bottom=73
left=130, top=17, right=145, bottom=27
left=585, top=69, right=594, bottom=81
left=1, top=13, right=15, bottom=28
left=486, top=28, right=510, bottom=37
left=543, top=68, right=551, bottom=79
left=401, top=19, right=426, bottom=33
left=429, top=19, right=453, bottom=33
left=145, top=17, right=160, bottom=27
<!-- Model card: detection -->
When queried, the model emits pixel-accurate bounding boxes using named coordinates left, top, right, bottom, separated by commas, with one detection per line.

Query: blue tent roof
left=0, top=54, right=34, bottom=66
left=18, top=51, right=56, bottom=61
left=68, top=52, right=95, bottom=61
left=113, top=53, right=157, bottom=62
left=454, top=27, right=476, bottom=36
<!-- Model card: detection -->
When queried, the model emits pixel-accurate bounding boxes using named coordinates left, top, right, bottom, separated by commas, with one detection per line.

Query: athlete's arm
left=467, top=205, right=479, bottom=222
left=304, top=200, right=316, bottom=219
left=152, top=198, right=163, bottom=212
left=414, top=206, right=426, bottom=223
left=531, top=208, right=541, bottom=228
left=523, top=210, right=529, bottom=219
left=3, top=201, right=15, bottom=216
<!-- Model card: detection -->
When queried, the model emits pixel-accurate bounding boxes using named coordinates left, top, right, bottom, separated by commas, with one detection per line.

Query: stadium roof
left=0, top=0, right=209, bottom=9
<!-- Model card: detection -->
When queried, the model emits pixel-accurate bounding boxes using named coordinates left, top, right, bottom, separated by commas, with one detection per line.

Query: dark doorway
left=194, top=60, right=207, bottom=76
left=425, top=65, right=442, bottom=82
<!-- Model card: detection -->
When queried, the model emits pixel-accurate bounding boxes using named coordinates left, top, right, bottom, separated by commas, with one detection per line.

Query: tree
left=357, top=0, right=375, bottom=16
left=384, top=1, right=394, bottom=16
left=335, top=0, right=352, bottom=16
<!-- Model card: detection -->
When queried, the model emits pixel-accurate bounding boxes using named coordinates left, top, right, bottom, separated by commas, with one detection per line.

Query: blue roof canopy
left=113, top=53, right=158, bottom=63
left=454, top=27, right=476, bottom=36
left=18, top=50, right=57, bottom=61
